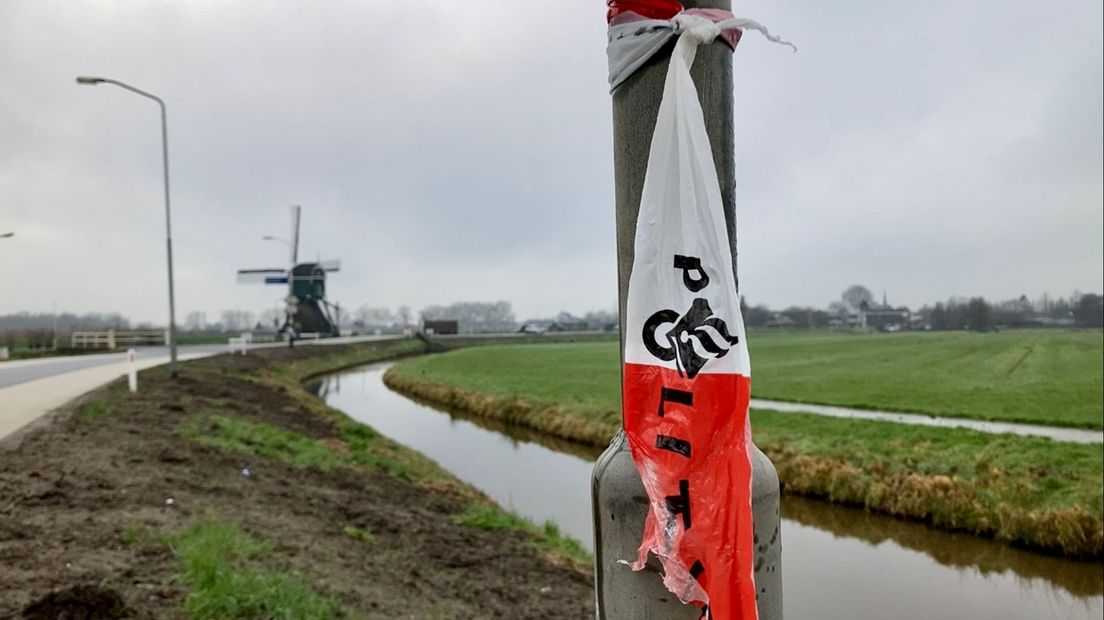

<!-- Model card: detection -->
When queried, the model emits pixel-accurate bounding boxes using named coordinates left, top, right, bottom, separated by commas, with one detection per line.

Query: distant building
left=855, top=292, right=910, bottom=330
left=835, top=292, right=911, bottom=330
left=423, top=319, right=459, bottom=335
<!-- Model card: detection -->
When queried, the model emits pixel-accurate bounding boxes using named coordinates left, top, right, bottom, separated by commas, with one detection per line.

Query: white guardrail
left=71, top=330, right=168, bottom=349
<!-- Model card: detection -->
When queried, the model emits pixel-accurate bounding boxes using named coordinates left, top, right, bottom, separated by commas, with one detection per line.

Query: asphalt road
left=0, top=345, right=225, bottom=389
left=0, top=335, right=399, bottom=441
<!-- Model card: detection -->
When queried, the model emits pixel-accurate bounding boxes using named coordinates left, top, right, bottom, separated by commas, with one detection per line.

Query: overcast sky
left=1, top=0, right=1101, bottom=324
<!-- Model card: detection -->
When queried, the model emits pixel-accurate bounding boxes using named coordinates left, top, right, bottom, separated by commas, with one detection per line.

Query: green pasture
left=747, top=330, right=1102, bottom=429
left=395, top=330, right=1103, bottom=429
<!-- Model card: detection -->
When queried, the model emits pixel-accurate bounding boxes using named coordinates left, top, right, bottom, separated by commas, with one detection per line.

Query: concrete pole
left=592, top=1, right=783, bottom=618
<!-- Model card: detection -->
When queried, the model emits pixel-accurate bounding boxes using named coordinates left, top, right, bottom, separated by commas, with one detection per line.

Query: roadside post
left=592, top=1, right=783, bottom=617
left=127, top=348, right=138, bottom=392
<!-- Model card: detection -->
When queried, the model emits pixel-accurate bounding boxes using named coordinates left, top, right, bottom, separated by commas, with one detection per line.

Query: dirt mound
left=22, top=585, right=129, bottom=619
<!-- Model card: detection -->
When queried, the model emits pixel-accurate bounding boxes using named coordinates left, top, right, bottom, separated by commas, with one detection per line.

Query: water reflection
left=309, top=365, right=598, bottom=546
left=311, top=362, right=1103, bottom=620
left=391, top=386, right=605, bottom=462
left=783, top=495, right=1103, bottom=599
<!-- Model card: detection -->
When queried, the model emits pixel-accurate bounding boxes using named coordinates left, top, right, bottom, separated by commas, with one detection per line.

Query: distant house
left=855, top=296, right=910, bottom=331
left=423, top=319, right=459, bottom=335
left=833, top=292, right=911, bottom=330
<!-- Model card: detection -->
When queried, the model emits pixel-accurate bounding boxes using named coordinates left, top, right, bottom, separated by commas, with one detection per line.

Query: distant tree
left=965, top=297, right=992, bottom=332
left=219, top=310, right=256, bottom=332
left=421, top=301, right=515, bottom=333
left=744, top=304, right=772, bottom=328
left=1074, top=294, right=1103, bottom=328
left=258, top=307, right=283, bottom=330
left=842, top=285, right=874, bottom=310
left=930, top=303, right=947, bottom=330
left=779, top=306, right=830, bottom=329
left=555, top=311, right=580, bottom=324
left=355, top=305, right=395, bottom=329
left=396, top=305, right=412, bottom=328
left=183, top=311, right=207, bottom=331
left=583, top=308, right=617, bottom=330
left=0, top=311, right=131, bottom=332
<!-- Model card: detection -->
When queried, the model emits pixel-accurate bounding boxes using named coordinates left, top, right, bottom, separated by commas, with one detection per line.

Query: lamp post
left=76, top=76, right=178, bottom=378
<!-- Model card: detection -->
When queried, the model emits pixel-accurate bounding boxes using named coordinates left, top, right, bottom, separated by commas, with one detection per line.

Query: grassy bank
left=1, top=339, right=593, bottom=618
left=385, top=341, right=1104, bottom=557
left=384, top=342, right=620, bottom=446
left=202, top=339, right=593, bottom=571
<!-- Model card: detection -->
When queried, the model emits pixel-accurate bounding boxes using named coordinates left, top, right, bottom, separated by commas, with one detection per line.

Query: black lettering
left=657, top=387, right=693, bottom=417
left=674, top=255, right=710, bottom=292
left=656, top=434, right=691, bottom=457
left=642, top=308, right=679, bottom=361
left=665, top=479, right=692, bottom=530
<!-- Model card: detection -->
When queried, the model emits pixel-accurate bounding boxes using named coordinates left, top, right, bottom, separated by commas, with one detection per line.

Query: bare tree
left=841, top=285, right=874, bottom=310
left=396, top=305, right=412, bottom=328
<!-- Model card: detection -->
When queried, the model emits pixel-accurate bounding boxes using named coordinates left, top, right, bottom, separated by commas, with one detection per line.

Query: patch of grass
left=451, top=504, right=592, bottom=569
left=384, top=343, right=621, bottom=445
left=120, top=523, right=157, bottom=548
left=178, top=413, right=342, bottom=470
left=341, top=526, right=374, bottom=543
left=167, top=520, right=342, bottom=619
left=177, top=412, right=418, bottom=484
left=452, top=503, right=532, bottom=531
left=390, top=343, right=620, bottom=423
left=258, top=341, right=474, bottom=492
left=75, top=400, right=111, bottom=421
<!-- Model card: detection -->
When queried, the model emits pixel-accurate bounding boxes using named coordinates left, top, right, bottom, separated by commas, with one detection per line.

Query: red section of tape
left=623, top=363, right=758, bottom=619
left=607, top=0, right=684, bottom=23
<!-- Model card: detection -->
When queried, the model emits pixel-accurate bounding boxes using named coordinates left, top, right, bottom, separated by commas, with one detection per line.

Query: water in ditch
left=309, top=362, right=1103, bottom=620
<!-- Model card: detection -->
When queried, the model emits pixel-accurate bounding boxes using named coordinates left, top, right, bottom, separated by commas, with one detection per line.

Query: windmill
left=237, top=205, right=342, bottom=337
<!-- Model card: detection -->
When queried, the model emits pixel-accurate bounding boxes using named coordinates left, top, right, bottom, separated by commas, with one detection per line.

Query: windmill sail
left=237, top=268, right=288, bottom=284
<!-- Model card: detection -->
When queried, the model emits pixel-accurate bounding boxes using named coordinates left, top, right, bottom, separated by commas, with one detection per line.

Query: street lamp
left=76, top=75, right=179, bottom=378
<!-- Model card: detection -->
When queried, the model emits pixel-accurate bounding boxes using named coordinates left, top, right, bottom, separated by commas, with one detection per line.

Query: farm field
left=400, top=330, right=1103, bottom=429
left=747, top=329, right=1103, bottom=429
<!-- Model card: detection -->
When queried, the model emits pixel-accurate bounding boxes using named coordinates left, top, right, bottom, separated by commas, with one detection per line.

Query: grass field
left=393, top=330, right=1103, bottom=429
left=384, top=332, right=1104, bottom=555
left=747, top=330, right=1103, bottom=429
